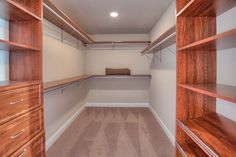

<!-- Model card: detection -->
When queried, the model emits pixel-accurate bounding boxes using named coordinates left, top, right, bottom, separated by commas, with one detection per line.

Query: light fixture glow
left=110, top=12, right=118, bottom=17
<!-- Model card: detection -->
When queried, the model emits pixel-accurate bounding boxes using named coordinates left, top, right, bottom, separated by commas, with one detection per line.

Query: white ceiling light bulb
left=110, top=12, right=119, bottom=17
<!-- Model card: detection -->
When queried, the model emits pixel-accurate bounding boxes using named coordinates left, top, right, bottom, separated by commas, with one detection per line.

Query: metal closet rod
left=142, top=32, right=176, bottom=54
left=87, top=41, right=151, bottom=44
left=43, top=3, right=93, bottom=44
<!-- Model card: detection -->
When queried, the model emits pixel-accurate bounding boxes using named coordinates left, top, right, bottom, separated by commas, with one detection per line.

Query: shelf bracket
left=161, top=43, right=176, bottom=55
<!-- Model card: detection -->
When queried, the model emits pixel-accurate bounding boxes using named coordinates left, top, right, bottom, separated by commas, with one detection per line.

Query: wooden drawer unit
left=10, top=132, right=45, bottom=157
left=0, top=84, right=41, bottom=125
left=0, top=108, right=43, bottom=157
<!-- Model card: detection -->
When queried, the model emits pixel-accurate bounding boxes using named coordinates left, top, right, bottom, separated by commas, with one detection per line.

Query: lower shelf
left=177, top=114, right=236, bottom=157
left=176, top=142, right=207, bottom=157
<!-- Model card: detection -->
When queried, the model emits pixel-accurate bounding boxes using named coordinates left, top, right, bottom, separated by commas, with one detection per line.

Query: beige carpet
left=47, top=107, right=175, bottom=157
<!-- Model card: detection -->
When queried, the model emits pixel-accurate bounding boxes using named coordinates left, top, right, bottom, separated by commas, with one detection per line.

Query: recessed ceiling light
left=110, top=12, right=119, bottom=18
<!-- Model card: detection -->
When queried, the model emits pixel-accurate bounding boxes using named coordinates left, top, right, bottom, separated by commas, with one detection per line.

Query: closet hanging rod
left=142, top=32, right=176, bottom=54
left=43, top=3, right=93, bottom=44
left=86, top=41, right=151, bottom=45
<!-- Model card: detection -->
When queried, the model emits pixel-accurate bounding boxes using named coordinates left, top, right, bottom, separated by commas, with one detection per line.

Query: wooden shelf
left=0, top=80, right=40, bottom=92
left=43, top=0, right=93, bottom=44
left=44, top=75, right=151, bottom=91
left=0, top=39, right=40, bottom=51
left=177, top=0, right=236, bottom=17
left=178, top=113, right=236, bottom=157
left=178, top=28, right=236, bottom=51
left=176, top=142, right=208, bottom=157
left=178, top=83, right=236, bottom=104
left=141, top=26, right=175, bottom=54
left=0, top=0, right=41, bottom=21
left=44, top=75, right=92, bottom=90
left=92, top=75, right=152, bottom=79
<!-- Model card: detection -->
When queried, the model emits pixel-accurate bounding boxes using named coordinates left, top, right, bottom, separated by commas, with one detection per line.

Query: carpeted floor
left=47, top=107, right=175, bottom=157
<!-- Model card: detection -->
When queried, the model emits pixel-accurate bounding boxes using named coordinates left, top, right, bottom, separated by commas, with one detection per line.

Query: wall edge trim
left=149, top=105, right=175, bottom=146
left=45, top=104, right=86, bottom=150
left=85, top=102, right=149, bottom=107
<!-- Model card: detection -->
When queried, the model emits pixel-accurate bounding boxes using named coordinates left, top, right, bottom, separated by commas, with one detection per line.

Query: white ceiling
left=51, top=0, right=173, bottom=34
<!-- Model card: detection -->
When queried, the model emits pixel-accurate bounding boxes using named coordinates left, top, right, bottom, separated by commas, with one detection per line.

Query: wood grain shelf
left=44, top=75, right=92, bottom=90
left=177, top=0, right=236, bottom=17
left=176, top=142, right=208, bottom=157
left=0, top=0, right=41, bottom=21
left=0, top=39, right=40, bottom=51
left=178, top=114, right=236, bottom=157
left=44, top=75, right=151, bottom=91
left=178, top=83, right=236, bottom=104
left=141, top=26, right=175, bottom=54
left=92, top=75, right=152, bottom=79
left=0, top=80, right=40, bottom=92
left=178, top=28, right=236, bottom=51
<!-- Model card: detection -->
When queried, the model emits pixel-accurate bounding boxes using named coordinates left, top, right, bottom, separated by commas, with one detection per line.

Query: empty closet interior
left=0, top=0, right=236, bottom=157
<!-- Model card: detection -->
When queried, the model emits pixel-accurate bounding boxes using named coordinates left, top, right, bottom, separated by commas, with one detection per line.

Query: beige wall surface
left=149, top=1, right=176, bottom=144
left=85, top=34, right=151, bottom=104
left=43, top=19, right=87, bottom=146
left=216, top=7, right=236, bottom=121
left=0, top=18, right=9, bottom=81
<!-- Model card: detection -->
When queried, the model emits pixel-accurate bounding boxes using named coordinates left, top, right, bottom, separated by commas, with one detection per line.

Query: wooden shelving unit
left=0, top=0, right=45, bottom=156
left=141, top=26, right=175, bottom=54
left=176, top=0, right=236, bottom=156
left=178, top=114, right=236, bottom=157
left=0, top=0, right=41, bottom=21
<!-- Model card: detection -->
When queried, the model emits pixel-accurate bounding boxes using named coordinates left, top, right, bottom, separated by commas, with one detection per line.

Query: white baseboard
left=149, top=105, right=175, bottom=146
left=46, top=104, right=86, bottom=150
left=86, top=102, right=149, bottom=108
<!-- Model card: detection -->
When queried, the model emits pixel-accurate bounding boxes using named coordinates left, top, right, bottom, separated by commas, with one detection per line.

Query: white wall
left=43, top=19, right=86, bottom=82
left=86, top=34, right=151, bottom=75
left=150, top=2, right=176, bottom=41
left=43, top=19, right=87, bottom=147
left=149, top=2, right=236, bottom=147
left=0, top=19, right=9, bottom=81
left=149, top=1, right=176, bottom=145
left=85, top=34, right=151, bottom=104
left=216, top=7, right=236, bottom=121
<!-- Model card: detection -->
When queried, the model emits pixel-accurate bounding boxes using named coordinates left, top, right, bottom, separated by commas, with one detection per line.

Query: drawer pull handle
left=16, top=149, right=27, bottom=157
left=10, top=129, right=25, bottom=139
left=10, top=99, right=24, bottom=105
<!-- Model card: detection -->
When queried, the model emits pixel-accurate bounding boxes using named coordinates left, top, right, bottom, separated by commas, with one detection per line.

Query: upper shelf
left=178, top=83, right=236, bottom=104
left=141, top=26, right=176, bottom=54
left=178, top=28, right=236, bottom=51
left=177, top=0, right=236, bottom=17
left=0, top=0, right=41, bottom=21
left=43, top=0, right=94, bottom=44
left=178, top=113, right=236, bottom=157
left=0, top=39, right=40, bottom=51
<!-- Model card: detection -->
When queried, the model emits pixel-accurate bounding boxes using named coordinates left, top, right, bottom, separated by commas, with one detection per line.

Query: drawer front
left=0, top=85, right=41, bottom=124
left=0, top=108, right=43, bottom=157
left=10, top=132, right=45, bottom=157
